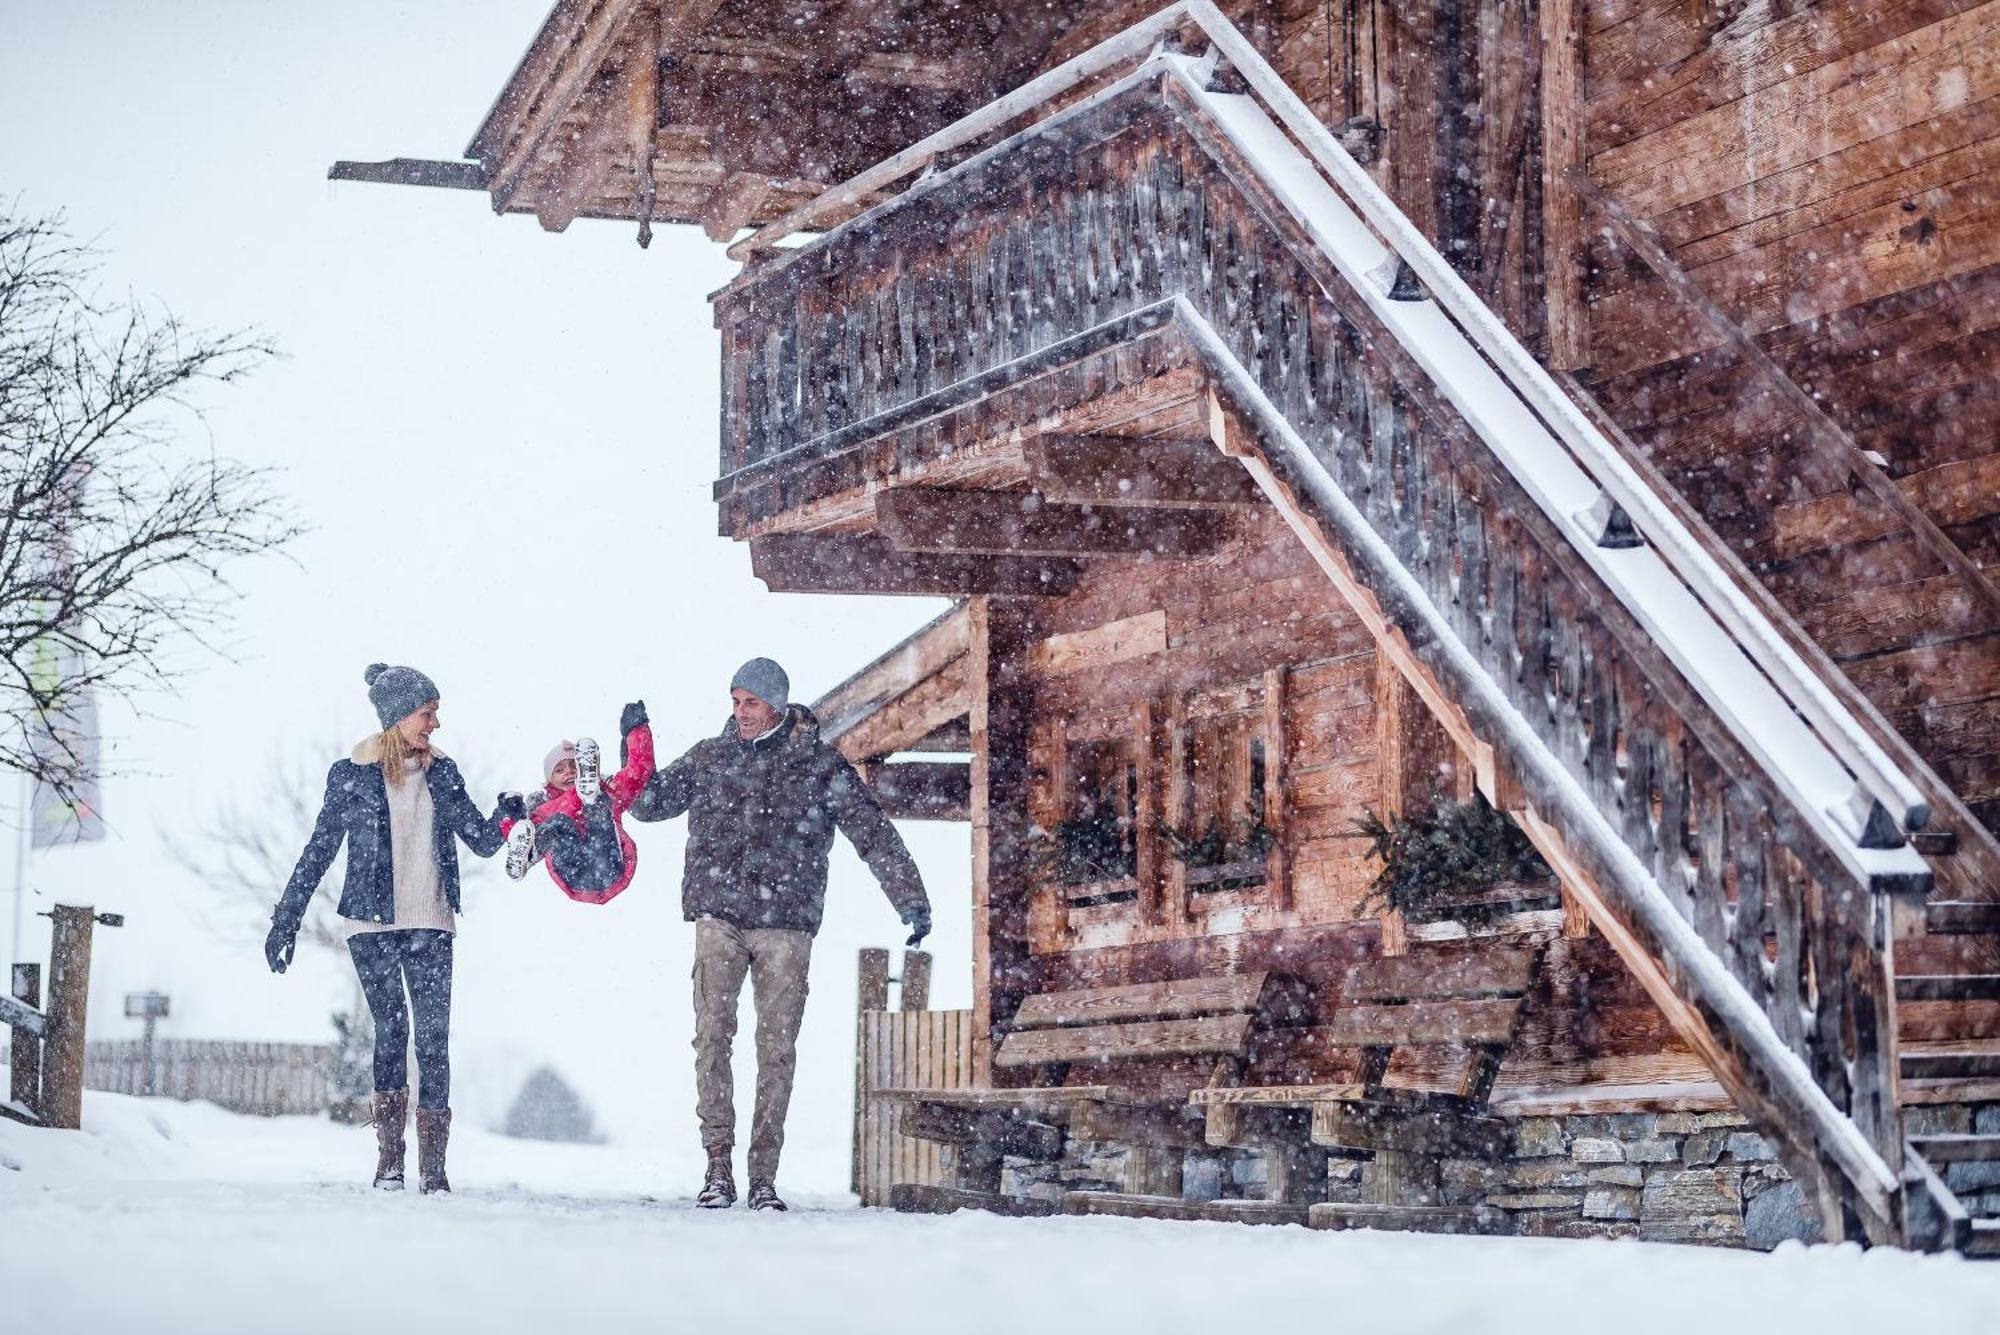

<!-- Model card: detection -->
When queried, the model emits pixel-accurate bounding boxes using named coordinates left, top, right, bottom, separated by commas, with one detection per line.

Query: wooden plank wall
left=1574, top=0, right=2000, bottom=833
left=1023, top=506, right=1382, bottom=965
left=856, top=1009, right=973, bottom=1206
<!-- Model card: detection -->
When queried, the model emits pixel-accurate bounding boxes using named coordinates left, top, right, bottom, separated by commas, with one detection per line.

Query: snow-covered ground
left=4, top=1095, right=1998, bottom=1334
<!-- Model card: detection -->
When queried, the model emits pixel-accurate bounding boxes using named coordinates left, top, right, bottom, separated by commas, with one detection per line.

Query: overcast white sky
left=0, top=1, right=967, bottom=1186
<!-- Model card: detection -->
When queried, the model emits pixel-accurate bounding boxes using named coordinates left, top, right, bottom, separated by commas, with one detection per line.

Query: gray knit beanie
left=730, top=657, right=790, bottom=712
left=365, top=662, right=440, bottom=730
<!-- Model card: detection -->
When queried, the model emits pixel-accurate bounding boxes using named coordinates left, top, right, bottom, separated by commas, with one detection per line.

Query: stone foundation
left=991, top=1100, right=2000, bottom=1248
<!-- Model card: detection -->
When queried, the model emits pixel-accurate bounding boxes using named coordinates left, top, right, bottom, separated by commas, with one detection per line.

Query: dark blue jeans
left=348, top=929, right=454, bottom=1109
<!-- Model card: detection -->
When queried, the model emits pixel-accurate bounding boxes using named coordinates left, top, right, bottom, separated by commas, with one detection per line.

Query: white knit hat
left=543, top=740, right=577, bottom=781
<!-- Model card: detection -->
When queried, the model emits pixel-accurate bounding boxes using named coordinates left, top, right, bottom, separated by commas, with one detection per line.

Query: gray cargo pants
left=692, top=916, right=814, bottom=1183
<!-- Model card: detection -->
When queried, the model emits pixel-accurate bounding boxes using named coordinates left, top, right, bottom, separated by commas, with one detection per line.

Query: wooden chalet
left=337, top=1, right=2000, bottom=1251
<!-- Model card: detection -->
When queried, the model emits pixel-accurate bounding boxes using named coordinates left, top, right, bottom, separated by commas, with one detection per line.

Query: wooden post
left=970, top=597, right=1037, bottom=1086
left=10, top=963, right=40, bottom=1117
left=41, top=905, right=95, bottom=1130
left=899, top=950, right=932, bottom=1013
left=853, top=948, right=891, bottom=1194
left=1539, top=0, right=1587, bottom=369
left=1263, top=667, right=1291, bottom=910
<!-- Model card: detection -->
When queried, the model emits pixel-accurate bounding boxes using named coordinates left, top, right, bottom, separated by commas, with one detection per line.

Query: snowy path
left=4, top=1098, right=1998, bottom=1334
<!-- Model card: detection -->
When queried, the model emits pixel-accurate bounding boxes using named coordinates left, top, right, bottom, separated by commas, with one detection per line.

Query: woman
left=265, top=662, right=522, bottom=1194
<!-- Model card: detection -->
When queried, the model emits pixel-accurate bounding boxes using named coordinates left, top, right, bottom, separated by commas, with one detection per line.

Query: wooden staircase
left=1901, top=901, right=2000, bottom=1255
left=708, top=3, right=1988, bottom=1251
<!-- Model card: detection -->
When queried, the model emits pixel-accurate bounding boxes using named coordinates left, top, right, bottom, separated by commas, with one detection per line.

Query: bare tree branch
left=0, top=202, right=301, bottom=796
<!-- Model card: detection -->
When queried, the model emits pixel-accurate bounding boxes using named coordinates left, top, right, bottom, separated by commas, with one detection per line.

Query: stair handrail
left=1165, top=4, right=1931, bottom=853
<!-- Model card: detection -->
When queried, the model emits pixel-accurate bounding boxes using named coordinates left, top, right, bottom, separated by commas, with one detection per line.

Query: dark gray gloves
left=497, top=791, right=529, bottom=823
left=265, top=920, right=297, bottom=974
left=620, top=700, right=648, bottom=735
left=902, top=905, right=932, bottom=949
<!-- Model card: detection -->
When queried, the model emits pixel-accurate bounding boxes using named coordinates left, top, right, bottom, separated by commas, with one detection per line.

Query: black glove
left=265, top=920, right=297, bottom=975
left=496, top=791, right=529, bottom=823
left=902, top=906, right=932, bottom=950
left=620, top=699, right=648, bottom=735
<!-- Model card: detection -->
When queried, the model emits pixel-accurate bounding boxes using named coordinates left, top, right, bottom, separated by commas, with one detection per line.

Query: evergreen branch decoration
left=1355, top=794, right=1554, bottom=921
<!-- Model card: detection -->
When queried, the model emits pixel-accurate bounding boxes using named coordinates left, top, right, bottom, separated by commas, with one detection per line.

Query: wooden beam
left=1026, top=433, right=1262, bottom=507
left=1011, top=974, right=1276, bottom=1029
left=875, top=487, right=1230, bottom=559
left=815, top=603, right=972, bottom=754
left=969, top=598, right=1039, bottom=1086
left=898, top=1101, right=1064, bottom=1159
left=868, top=761, right=971, bottom=822
left=1029, top=612, right=1168, bottom=676
left=1538, top=0, right=1586, bottom=369
left=749, top=533, right=1078, bottom=597
left=994, top=1014, right=1256, bottom=1068
left=489, top=0, right=650, bottom=210
left=537, top=29, right=651, bottom=233
left=1310, top=1100, right=1509, bottom=1158
left=837, top=660, right=971, bottom=764
left=327, top=158, right=488, bottom=190
left=702, top=169, right=771, bottom=243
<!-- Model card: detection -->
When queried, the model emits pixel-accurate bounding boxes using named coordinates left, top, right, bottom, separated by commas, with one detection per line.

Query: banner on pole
left=27, top=636, right=104, bottom=848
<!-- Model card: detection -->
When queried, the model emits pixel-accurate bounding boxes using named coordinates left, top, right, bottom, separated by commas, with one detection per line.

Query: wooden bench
left=1185, top=943, right=1544, bottom=1233
left=886, top=971, right=1306, bottom=1215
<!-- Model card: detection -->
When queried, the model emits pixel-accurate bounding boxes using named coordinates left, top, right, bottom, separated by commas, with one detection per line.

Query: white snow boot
left=503, top=820, right=536, bottom=881
left=574, top=737, right=602, bottom=805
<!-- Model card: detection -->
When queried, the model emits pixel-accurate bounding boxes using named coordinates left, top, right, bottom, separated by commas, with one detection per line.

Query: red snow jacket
left=503, top=723, right=654, bottom=905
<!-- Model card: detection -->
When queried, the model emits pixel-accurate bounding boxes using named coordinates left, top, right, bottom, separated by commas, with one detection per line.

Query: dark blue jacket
left=273, top=738, right=505, bottom=932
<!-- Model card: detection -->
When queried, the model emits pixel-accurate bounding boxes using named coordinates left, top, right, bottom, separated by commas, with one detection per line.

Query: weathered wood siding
left=1573, top=0, right=2000, bottom=833
left=1023, top=507, right=1380, bottom=955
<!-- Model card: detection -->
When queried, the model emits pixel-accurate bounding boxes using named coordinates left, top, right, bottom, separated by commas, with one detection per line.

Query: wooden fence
left=851, top=946, right=974, bottom=1207
left=85, top=1039, right=333, bottom=1116
left=856, top=1007, right=974, bottom=1207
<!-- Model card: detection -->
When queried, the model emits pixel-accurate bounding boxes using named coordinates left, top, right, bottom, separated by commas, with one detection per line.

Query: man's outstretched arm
left=826, top=760, right=930, bottom=941
left=628, top=744, right=698, bottom=822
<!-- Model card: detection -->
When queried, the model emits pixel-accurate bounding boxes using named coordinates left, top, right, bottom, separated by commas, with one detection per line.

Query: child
left=502, top=700, right=653, bottom=905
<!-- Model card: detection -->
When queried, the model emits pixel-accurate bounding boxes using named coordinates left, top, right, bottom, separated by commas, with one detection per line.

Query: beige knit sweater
left=347, top=758, right=455, bottom=937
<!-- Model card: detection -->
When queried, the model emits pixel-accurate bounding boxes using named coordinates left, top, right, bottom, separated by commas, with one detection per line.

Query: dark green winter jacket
left=629, top=706, right=928, bottom=935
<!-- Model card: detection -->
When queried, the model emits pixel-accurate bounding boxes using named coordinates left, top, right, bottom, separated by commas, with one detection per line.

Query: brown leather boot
left=415, top=1106, right=452, bottom=1195
left=697, top=1145, right=736, bottom=1208
left=371, top=1089, right=408, bottom=1190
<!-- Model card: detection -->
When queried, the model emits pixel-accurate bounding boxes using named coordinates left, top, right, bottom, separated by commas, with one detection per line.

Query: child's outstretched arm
left=609, top=699, right=656, bottom=805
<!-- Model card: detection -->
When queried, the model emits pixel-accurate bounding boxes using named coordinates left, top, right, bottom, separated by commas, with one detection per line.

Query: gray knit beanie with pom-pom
left=365, top=662, right=440, bottom=730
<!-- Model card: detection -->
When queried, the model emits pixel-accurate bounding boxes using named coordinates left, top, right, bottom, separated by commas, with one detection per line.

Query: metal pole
left=10, top=771, right=29, bottom=978
left=141, top=1012, right=158, bottom=1097
left=41, top=904, right=94, bottom=1130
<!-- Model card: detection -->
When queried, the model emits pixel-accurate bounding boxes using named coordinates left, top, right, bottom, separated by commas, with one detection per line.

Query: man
left=631, top=657, right=931, bottom=1211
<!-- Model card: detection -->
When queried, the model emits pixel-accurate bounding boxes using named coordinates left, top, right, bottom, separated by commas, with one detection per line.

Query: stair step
left=1902, top=1052, right=2000, bottom=1080
left=1911, top=1134, right=2000, bottom=1163
left=1927, top=901, right=2000, bottom=935
left=1968, top=1220, right=2000, bottom=1259
left=1896, top=975, right=2000, bottom=1002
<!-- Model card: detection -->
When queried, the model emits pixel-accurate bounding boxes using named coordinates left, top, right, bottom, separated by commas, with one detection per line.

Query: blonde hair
left=378, top=724, right=433, bottom=787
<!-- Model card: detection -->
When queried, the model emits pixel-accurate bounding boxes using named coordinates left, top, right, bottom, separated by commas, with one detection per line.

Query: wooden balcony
left=707, top=10, right=1949, bottom=1247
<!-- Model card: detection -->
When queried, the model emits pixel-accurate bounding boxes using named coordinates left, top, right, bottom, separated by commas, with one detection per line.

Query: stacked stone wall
left=996, top=1100, right=2000, bottom=1248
